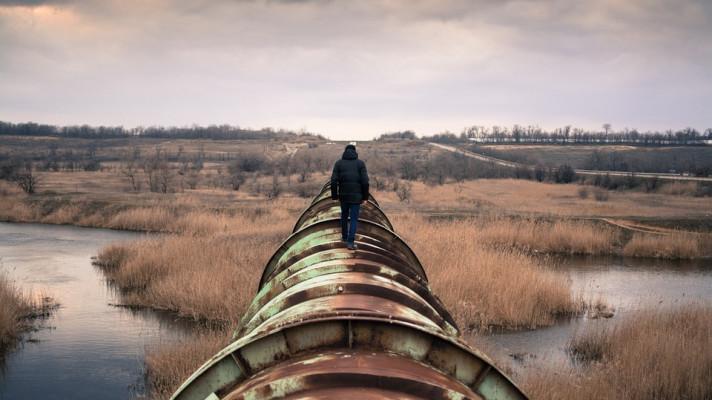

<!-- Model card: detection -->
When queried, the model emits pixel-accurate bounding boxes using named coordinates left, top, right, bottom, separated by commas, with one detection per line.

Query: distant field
left=470, top=144, right=712, bottom=174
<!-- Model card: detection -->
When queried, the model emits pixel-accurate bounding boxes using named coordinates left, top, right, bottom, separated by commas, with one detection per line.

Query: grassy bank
left=476, top=216, right=711, bottom=259
left=0, top=273, right=56, bottom=357
left=95, top=206, right=294, bottom=323
left=623, top=231, right=709, bottom=259
left=144, top=329, right=230, bottom=400
left=394, top=214, right=584, bottom=330
left=476, top=217, right=617, bottom=255
left=524, top=304, right=712, bottom=400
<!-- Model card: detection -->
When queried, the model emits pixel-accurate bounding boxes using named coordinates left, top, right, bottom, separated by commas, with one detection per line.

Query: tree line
left=0, top=121, right=323, bottom=140
left=379, top=125, right=712, bottom=146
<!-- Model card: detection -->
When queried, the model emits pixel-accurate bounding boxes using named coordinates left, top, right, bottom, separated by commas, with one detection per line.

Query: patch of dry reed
left=106, top=207, right=175, bottom=232
left=41, top=204, right=83, bottom=225
left=0, top=273, right=31, bottom=351
left=145, top=329, right=230, bottom=400
left=0, top=273, right=56, bottom=354
left=393, top=214, right=583, bottom=331
left=96, top=209, right=292, bottom=322
left=478, top=218, right=617, bottom=255
left=657, top=181, right=699, bottom=196
left=525, top=304, right=712, bottom=400
left=0, top=198, right=37, bottom=222
left=623, top=232, right=703, bottom=259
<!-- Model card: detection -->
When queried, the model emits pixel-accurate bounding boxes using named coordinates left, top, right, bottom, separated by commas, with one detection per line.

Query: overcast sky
left=1, top=0, right=710, bottom=139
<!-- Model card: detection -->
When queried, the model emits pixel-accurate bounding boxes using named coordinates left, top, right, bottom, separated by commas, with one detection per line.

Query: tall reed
left=477, top=217, right=617, bottom=255
left=393, top=214, right=584, bottom=331
left=623, top=232, right=703, bottom=259
left=525, top=304, right=712, bottom=400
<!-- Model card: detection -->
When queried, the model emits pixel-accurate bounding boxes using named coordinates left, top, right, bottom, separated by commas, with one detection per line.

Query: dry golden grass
left=657, top=181, right=699, bottom=196
left=525, top=304, right=712, bottom=400
left=0, top=182, right=36, bottom=222
left=393, top=214, right=584, bottom=330
left=95, top=208, right=293, bottom=322
left=477, top=218, right=617, bottom=255
left=41, top=204, right=84, bottom=225
left=0, top=273, right=32, bottom=351
left=376, top=179, right=712, bottom=219
left=145, top=329, right=231, bottom=400
left=623, top=232, right=705, bottom=259
left=0, top=273, right=56, bottom=355
left=0, top=182, right=307, bottom=235
left=105, top=207, right=175, bottom=232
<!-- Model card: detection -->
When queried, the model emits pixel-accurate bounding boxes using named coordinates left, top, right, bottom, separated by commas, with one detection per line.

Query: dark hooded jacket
left=331, top=146, right=369, bottom=204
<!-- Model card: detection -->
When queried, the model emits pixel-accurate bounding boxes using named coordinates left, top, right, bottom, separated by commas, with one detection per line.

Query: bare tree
left=230, top=171, right=245, bottom=191
left=143, top=147, right=172, bottom=193
left=14, top=165, right=40, bottom=194
left=267, top=172, right=281, bottom=199
left=399, top=158, right=419, bottom=180
left=185, top=172, right=199, bottom=189
left=157, top=164, right=173, bottom=193
left=396, top=180, right=412, bottom=203
left=120, top=160, right=142, bottom=191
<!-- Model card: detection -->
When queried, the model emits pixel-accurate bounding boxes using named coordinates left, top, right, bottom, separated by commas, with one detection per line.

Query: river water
left=1, top=223, right=711, bottom=399
left=477, top=255, right=712, bottom=376
left=0, top=223, right=193, bottom=400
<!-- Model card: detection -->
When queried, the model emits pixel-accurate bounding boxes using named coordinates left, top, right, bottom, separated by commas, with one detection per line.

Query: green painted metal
left=170, top=181, right=529, bottom=400
left=292, top=197, right=394, bottom=232
left=258, top=219, right=427, bottom=292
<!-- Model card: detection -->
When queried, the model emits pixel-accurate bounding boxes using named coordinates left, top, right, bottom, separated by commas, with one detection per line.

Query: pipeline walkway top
left=170, top=181, right=528, bottom=400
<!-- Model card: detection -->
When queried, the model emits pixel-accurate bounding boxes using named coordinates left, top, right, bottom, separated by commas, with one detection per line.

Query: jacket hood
left=342, top=147, right=358, bottom=160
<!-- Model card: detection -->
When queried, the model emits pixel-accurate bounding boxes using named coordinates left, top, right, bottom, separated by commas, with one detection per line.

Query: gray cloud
left=0, top=0, right=710, bottom=139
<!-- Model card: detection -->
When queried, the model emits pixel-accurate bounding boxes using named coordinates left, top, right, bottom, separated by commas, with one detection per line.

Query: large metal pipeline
left=170, top=182, right=528, bottom=400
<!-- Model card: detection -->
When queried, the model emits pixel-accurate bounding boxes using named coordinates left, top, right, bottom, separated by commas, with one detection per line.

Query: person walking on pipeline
left=331, top=143, right=369, bottom=250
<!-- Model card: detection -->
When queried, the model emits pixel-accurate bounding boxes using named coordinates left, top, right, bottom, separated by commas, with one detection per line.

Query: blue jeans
left=340, top=202, right=360, bottom=244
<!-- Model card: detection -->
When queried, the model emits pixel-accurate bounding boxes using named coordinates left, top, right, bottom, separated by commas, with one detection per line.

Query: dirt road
left=429, top=142, right=712, bottom=182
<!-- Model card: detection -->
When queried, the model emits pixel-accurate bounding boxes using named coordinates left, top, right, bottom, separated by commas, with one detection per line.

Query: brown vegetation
left=95, top=207, right=293, bottom=323
left=0, top=274, right=31, bottom=352
left=525, top=304, right=712, bottom=400
left=393, top=214, right=584, bottom=330
left=0, top=273, right=56, bottom=355
left=657, top=181, right=700, bottom=196
left=144, top=329, right=230, bottom=400
left=623, top=232, right=707, bottom=259
left=374, top=179, right=712, bottom=220
left=476, top=218, right=617, bottom=255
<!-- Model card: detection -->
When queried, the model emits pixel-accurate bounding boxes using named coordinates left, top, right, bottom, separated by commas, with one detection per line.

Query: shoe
left=346, top=242, right=358, bottom=250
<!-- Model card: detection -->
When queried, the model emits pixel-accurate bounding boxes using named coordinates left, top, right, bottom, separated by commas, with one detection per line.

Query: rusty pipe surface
left=171, top=182, right=528, bottom=400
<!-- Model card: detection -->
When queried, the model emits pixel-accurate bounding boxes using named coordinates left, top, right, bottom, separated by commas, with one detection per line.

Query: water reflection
left=0, top=223, right=195, bottom=400
left=479, top=255, right=712, bottom=377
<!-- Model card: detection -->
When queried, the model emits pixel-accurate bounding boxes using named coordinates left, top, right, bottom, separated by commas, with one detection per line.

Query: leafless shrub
left=396, top=180, right=412, bottom=202
left=120, top=160, right=142, bottom=192
left=13, top=169, right=40, bottom=194
left=266, top=173, right=281, bottom=199
left=593, top=188, right=609, bottom=201
left=372, top=175, right=386, bottom=191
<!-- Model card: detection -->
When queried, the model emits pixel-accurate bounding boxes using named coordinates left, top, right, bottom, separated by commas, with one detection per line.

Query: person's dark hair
left=345, top=144, right=356, bottom=151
